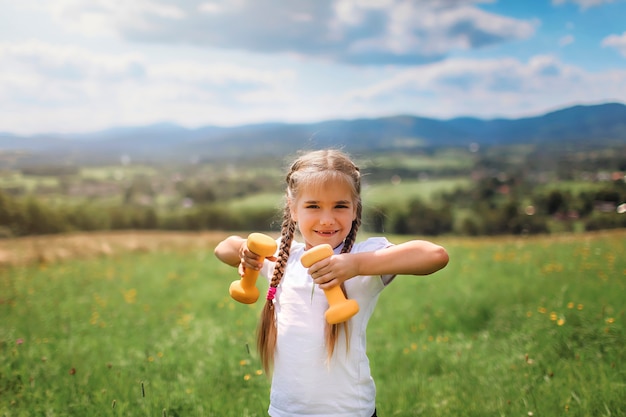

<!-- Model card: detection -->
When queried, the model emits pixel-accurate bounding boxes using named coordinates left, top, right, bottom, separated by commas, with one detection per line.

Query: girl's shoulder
left=352, top=237, right=393, bottom=253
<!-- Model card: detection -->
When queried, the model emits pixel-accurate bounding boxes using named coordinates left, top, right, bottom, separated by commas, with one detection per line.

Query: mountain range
left=1, top=102, right=625, bottom=165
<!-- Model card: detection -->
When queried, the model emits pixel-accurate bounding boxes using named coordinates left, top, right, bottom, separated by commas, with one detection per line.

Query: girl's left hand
left=309, top=254, right=358, bottom=289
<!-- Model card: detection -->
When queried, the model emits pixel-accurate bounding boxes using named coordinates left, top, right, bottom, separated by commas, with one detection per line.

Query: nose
left=319, top=209, right=334, bottom=226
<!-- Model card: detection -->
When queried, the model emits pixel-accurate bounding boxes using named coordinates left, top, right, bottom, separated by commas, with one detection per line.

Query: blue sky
left=1, top=0, right=625, bottom=135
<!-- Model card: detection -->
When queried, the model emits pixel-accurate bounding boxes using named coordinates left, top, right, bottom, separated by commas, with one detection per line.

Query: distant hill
left=1, top=102, right=625, bottom=165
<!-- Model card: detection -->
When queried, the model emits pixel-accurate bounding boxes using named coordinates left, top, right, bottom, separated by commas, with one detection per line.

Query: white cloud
left=26, top=0, right=536, bottom=65
left=559, top=34, right=575, bottom=46
left=0, top=40, right=297, bottom=133
left=341, top=55, right=626, bottom=119
left=602, top=31, right=626, bottom=57
left=2, top=1, right=624, bottom=134
left=0, top=41, right=146, bottom=82
left=2, top=45, right=625, bottom=133
left=552, top=0, right=616, bottom=9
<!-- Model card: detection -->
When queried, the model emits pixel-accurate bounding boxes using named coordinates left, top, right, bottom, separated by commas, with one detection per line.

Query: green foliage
left=1, top=143, right=625, bottom=238
left=0, top=231, right=624, bottom=416
left=20, top=166, right=80, bottom=176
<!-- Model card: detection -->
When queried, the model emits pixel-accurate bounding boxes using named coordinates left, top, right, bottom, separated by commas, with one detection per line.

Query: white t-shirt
left=260, top=237, right=395, bottom=417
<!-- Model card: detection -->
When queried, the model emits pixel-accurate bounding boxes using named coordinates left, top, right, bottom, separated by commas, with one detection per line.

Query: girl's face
left=290, top=179, right=357, bottom=250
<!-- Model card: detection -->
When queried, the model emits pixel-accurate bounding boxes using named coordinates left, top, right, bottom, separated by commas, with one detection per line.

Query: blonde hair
left=257, top=149, right=362, bottom=374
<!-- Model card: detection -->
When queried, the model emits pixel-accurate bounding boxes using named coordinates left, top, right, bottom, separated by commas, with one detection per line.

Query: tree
left=401, top=199, right=453, bottom=236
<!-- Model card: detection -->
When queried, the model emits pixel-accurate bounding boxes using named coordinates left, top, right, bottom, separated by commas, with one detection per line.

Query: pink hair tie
left=266, top=287, right=277, bottom=301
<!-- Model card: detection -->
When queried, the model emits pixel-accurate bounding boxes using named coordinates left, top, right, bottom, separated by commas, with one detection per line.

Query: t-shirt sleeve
left=353, top=237, right=396, bottom=286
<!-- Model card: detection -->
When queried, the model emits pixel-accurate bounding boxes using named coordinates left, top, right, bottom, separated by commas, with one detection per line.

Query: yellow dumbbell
left=301, top=244, right=360, bottom=324
left=229, top=233, right=277, bottom=304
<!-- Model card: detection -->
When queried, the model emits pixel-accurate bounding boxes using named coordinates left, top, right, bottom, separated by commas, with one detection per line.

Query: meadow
left=225, top=178, right=472, bottom=214
left=1, top=230, right=624, bottom=416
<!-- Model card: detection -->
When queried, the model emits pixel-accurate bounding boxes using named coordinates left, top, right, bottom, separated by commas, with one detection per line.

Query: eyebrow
left=303, top=200, right=352, bottom=205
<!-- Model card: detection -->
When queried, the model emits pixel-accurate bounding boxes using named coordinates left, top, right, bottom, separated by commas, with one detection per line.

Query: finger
left=246, top=260, right=262, bottom=270
left=314, top=272, right=332, bottom=285
left=318, top=279, right=337, bottom=290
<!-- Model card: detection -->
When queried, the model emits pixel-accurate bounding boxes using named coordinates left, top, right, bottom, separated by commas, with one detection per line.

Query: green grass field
left=362, top=178, right=472, bottom=207
left=1, top=231, right=624, bottom=416
left=227, top=178, right=473, bottom=214
left=0, top=172, right=59, bottom=193
left=363, top=149, right=475, bottom=171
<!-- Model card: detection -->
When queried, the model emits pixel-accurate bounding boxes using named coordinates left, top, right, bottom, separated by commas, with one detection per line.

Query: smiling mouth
left=315, top=230, right=338, bottom=236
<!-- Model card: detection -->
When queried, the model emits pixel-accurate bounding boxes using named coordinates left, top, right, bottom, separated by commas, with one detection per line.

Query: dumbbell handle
left=301, top=244, right=360, bottom=324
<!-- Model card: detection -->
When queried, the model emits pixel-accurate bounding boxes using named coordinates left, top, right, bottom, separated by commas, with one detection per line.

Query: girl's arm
left=310, top=240, right=449, bottom=289
left=214, top=235, right=246, bottom=267
left=357, top=240, right=449, bottom=276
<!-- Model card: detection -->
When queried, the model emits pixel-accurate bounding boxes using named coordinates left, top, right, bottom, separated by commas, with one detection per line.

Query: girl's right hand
left=238, top=242, right=277, bottom=276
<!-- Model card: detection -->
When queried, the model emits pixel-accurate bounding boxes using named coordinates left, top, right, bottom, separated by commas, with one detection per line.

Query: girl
left=214, top=149, right=449, bottom=417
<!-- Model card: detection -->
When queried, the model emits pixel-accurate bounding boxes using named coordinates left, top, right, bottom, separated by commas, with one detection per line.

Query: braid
left=271, top=211, right=296, bottom=287
left=342, top=204, right=362, bottom=255
left=257, top=204, right=295, bottom=374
